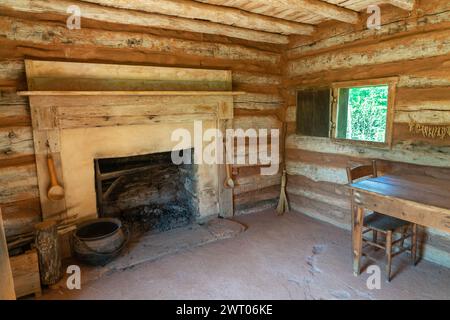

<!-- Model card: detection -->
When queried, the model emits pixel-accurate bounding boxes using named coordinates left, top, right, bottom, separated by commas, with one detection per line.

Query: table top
left=350, top=174, right=450, bottom=211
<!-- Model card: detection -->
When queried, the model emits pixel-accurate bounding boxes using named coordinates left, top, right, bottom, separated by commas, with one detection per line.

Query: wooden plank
left=218, top=118, right=233, bottom=218
left=235, top=198, right=278, bottom=216
left=0, top=208, right=15, bottom=300
left=352, top=190, right=450, bottom=233
left=388, top=0, right=416, bottom=11
left=199, top=0, right=360, bottom=24
left=285, top=55, right=450, bottom=88
left=233, top=173, right=281, bottom=195
left=287, top=179, right=350, bottom=211
left=10, top=249, right=41, bottom=298
left=351, top=176, right=450, bottom=209
left=286, top=135, right=450, bottom=168
left=393, top=122, right=450, bottom=147
left=288, top=193, right=350, bottom=228
left=2, top=204, right=41, bottom=238
left=233, top=93, right=283, bottom=111
left=286, top=148, right=450, bottom=179
left=81, top=0, right=316, bottom=35
left=233, top=185, right=280, bottom=206
left=24, top=60, right=233, bottom=90
left=0, top=127, right=35, bottom=161
left=1, top=197, right=41, bottom=217
left=287, top=29, right=450, bottom=77
left=0, top=0, right=289, bottom=44
left=0, top=92, right=29, bottom=128
left=0, top=17, right=281, bottom=67
left=59, top=114, right=214, bottom=129
left=276, top=0, right=359, bottom=23
left=234, top=115, right=282, bottom=130
left=0, top=164, right=38, bottom=203
left=30, top=129, right=66, bottom=220
left=376, top=175, right=450, bottom=194
left=18, top=91, right=245, bottom=96
left=288, top=7, right=449, bottom=59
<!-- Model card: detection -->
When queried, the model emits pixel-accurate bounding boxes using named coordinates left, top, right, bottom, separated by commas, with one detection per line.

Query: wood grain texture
left=81, top=0, right=316, bottom=35
left=0, top=0, right=289, bottom=44
left=197, top=0, right=360, bottom=24
left=284, top=0, right=450, bottom=267
left=9, top=249, right=41, bottom=298
left=0, top=209, right=15, bottom=300
left=0, top=9, right=283, bottom=221
left=351, top=175, right=450, bottom=210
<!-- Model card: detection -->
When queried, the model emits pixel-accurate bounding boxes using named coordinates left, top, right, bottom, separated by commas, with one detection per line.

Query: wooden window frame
left=330, top=77, right=398, bottom=149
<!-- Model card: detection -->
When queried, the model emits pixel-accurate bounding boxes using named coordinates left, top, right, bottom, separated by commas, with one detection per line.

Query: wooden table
left=349, top=174, right=450, bottom=276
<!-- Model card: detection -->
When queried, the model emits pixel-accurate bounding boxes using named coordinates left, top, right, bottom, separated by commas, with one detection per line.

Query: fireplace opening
left=94, top=149, right=198, bottom=233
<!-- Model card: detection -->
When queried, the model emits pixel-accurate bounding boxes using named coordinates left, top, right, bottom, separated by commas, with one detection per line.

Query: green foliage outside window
left=343, top=85, right=388, bottom=143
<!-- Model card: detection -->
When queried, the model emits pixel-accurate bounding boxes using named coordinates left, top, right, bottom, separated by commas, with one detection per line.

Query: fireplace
left=95, top=149, right=198, bottom=232
left=23, top=60, right=235, bottom=230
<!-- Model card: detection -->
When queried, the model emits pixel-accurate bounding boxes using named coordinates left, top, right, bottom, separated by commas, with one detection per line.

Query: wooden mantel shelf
left=17, top=91, right=246, bottom=96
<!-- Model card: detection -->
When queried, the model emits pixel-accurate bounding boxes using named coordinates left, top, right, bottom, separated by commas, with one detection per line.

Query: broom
left=276, top=122, right=289, bottom=215
left=276, top=169, right=289, bottom=215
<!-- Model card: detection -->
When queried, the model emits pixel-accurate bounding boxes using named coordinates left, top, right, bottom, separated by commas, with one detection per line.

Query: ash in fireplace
left=122, top=203, right=194, bottom=234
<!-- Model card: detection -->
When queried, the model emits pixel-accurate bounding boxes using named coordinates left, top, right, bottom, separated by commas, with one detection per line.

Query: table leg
left=352, top=206, right=364, bottom=276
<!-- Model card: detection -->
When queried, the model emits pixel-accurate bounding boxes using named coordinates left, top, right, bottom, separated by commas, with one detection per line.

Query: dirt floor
left=41, top=210, right=450, bottom=300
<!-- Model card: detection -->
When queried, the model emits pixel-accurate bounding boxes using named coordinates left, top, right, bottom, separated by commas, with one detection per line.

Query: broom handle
left=281, top=170, right=287, bottom=188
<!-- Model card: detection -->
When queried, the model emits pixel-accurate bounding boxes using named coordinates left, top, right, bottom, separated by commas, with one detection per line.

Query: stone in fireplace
left=95, top=149, right=198, bottom=232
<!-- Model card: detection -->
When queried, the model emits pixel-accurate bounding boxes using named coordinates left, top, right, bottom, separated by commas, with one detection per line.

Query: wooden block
left=0, top=209, right=15, bottom=300
left=10, top=249, right=42, bottom=299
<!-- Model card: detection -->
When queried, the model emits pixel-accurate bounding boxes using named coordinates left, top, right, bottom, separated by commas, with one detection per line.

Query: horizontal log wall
left=0, top=11, right=284, bottom=230
left=284, top=0, right=450, bottom=267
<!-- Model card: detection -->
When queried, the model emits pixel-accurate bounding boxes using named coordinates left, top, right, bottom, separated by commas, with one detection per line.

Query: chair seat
left=364, top=212, right=410, bottom=232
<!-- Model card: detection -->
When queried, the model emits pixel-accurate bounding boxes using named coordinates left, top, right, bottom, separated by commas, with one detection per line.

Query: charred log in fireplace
left=94, top=149, right=197, bottom=233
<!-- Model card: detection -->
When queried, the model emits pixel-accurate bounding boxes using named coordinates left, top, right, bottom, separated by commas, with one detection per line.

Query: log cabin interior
left=0, top=0, right=449, bottom=301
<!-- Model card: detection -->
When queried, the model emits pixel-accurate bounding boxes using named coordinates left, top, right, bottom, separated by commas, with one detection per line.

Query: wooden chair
left=347, top=160, right=418, bottom=281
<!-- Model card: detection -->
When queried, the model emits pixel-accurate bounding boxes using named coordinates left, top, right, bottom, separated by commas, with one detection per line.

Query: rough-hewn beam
left=0, top=16, right=280, bottom=65
left=197, top=0, right=360, bottom=24
left=273, top=0, right=359, bottom=24
left=387, top=0, right=416, bottom=11
left=81, top=0, right=315, bottom=35
left=0, top=0, right=289, bottom=44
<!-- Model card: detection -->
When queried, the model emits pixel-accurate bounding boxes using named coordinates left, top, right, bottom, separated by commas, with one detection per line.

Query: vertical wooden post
left=0, top=208, right=16, bottom=300
left=35, top=220, right=62, bottom=285
left=218, top=102, right=234, bottom=218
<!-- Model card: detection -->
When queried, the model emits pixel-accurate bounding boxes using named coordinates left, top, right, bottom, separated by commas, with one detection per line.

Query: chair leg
left=352, top=207, right=364, bottom=276
left=400, top=226, right=407, bottom=248
left=411, top=224, right=418, bottom=265
left=372, top=230, right=378, bottom=251
left=385, top=231, right=393, bottom=282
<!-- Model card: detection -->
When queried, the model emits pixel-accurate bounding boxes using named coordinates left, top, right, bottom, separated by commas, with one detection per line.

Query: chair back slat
left=347, top=160, right=377, bottom=183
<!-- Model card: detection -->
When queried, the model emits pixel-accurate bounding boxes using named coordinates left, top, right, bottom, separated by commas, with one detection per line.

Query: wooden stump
left=35, top=220, right=62, bottom=285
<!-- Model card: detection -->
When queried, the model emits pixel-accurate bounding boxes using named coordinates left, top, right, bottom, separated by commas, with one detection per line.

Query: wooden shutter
left=296, top=88, right=331, bottom=137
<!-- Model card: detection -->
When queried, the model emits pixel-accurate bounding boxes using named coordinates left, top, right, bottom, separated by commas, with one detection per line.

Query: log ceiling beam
left=80, top=0, right=316, bottom=36
left=197, top=0, right=360, bottom=24
left=262, top=0, right=360, bottom=24
left=386, top=0, right=416, bottom=11
left=0, top=0, right=290, bottom=44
